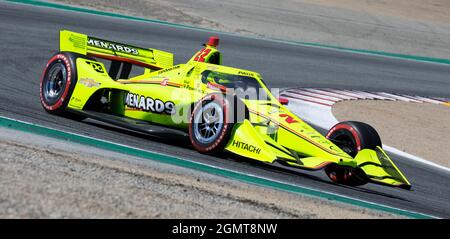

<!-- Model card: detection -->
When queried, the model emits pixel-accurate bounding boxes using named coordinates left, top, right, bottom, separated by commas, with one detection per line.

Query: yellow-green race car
left=39, top=30, right=411, bottom=190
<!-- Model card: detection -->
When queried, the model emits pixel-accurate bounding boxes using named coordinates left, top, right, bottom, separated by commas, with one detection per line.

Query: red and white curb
left=281, top=88, right=450, bottom=108
left=281, top=88, right=450, bottom=173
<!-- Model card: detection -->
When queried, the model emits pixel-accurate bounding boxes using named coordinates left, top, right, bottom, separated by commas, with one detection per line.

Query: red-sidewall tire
left=326, top=121, right=382, bottom=157
left=188, top=94, right=234, bottom=154
left=324, top=121, right=381, bottom=186
left=324, top=164, right=368, bottom=186
left=39, top=52, right=85, bottom=120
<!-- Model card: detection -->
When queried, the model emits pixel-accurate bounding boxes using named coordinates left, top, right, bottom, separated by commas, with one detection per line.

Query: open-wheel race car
left=39, top=30, right=411, bottom=190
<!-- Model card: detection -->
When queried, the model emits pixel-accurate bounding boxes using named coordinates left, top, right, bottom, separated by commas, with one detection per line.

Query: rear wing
left=59, top=30, right=173, bottom=71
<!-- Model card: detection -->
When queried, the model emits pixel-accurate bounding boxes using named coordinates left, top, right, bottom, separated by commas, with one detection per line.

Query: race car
left=39, top=30, right=411, bottom=190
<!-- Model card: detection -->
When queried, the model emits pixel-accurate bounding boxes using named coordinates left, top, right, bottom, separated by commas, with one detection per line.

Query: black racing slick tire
left=324, top=121, right=382, bottom=186
left=188, top=94, right=235, bottom=154
left=39, top=52, right=85, bottom=120
left=326, top=121, right=382, bottom=157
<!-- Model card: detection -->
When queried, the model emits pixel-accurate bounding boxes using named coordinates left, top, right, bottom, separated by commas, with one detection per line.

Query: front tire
left=326, top=121, right=382, bottom=157
left=188, top=94, right=234, bottom=154
left=324, top=121, right=382, bottom=186
left=39, top=52, right=85, bottom=120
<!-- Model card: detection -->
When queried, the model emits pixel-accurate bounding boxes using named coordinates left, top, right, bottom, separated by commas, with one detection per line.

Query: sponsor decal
left=157, top=65, right=181, bottom=75
left=279, top=114, right=299, bottom=124
left=232, top=140, right=261, bottom=154
left=161, top=78, right=169, bottom=86
left=206, top=65, right=219, bottom=71
left=184, top=85, right=204, bottom=93
left=268, top=108, right=280, bottom=114
left=150, top=75, right=166, bottom=78
left=86, top=61, right=105, bottom=73
left=69, top=96, right=83, bottom=108
left=79, top=78, right=101, bottom=88
left=183, top=78, right=190, bottom=87
left=237, top=71, right=254, bottom=77
left=125, top=92, right=175, bottom=115
left=68, top=34, right=86, bottom=50
left=88, top=37, right=139, bottom=55
left=207, top=82, right=226, bottom=92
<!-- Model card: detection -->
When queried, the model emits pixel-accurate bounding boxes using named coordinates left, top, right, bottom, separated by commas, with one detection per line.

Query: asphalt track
left=1, top=1, right=450, bottom=218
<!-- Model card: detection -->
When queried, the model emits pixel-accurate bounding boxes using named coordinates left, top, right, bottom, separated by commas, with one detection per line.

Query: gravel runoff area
left=48, top=0, right=450, bottom=59
left=0, top=127, right=400, bottom=219
left=333, top=101, right=450, bottom=169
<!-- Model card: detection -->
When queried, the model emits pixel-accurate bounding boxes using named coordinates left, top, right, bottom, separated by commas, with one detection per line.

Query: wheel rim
left=43, top=62, right=67, bottom=104
left=325, top=164, right=368, bottom=186
left=193, top=101, right=224, bottom=144
left=329, top=132, right=357, bottom=157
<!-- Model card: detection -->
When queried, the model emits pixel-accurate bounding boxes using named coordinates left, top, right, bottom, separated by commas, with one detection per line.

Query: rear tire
left=39, top=52, right=85, bottom=120
left=324, top=121, right=382, bottom=186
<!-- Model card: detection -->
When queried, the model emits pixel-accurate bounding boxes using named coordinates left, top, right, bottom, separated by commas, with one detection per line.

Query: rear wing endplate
left=60, top=30, right=173, bottom=71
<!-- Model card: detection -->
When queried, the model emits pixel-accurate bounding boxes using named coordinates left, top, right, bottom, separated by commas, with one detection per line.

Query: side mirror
left=278, top=97, right=289, bottom=105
